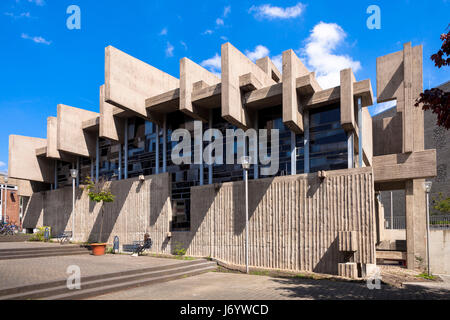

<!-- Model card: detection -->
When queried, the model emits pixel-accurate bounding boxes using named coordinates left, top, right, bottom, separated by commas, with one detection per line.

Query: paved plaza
left=1, top=242, right=449, bottom=300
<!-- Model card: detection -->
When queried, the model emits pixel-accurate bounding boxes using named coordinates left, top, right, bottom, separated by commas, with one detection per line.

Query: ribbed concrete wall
left=22, top=168, right=376, bottom=275
left=176, top=167, right=376, bottom=275
left=22, top=173, right=172, bottom=250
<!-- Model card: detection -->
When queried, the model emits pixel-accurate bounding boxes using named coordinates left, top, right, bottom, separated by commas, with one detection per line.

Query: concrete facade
left=7, top=40, right=438, bottom=276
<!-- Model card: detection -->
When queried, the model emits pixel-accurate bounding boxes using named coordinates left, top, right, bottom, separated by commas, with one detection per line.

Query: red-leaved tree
left=415, top=25, right=450, bottom=129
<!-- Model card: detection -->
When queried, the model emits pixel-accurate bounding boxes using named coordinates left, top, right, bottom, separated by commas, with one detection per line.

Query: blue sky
left=0, top=0, right=449, bottom=173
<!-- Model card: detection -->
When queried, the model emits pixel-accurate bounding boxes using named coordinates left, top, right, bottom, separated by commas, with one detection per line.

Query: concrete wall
left=21, top=167, right=377, bottom=276
left=22, top=173, right=171, bottom=248
left=430, top=229, right=450, bottom=275
left=175, top=167, right=376, bottom=275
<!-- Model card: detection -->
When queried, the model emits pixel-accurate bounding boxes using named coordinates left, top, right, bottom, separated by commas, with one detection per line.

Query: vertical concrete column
left=304, top=110, right=310, bottom=174
left=90, top=159, right=94, bottom=181
left=290, top=131, right=296, bottom=175
left=155, top=124, right=159, bottom=175
left=95, top=136, right=100, bottom=183
left=76, top=157, right=80, bottom=187
left=118, top=144, right=122, bottom=180
left=358, top=97, right=363, bottom=168
left=163, top=114, right=167, bottom=173
left=54, top=160, right=58, bottom=189
left=405, top=179, right=427, bottom=270
left=254, top=111, right=259, bottom=180
left=195, top=121, right=203, bottom=186
left=208, top=110, right=213, bottom=185
left=347, top=133, right=354, bottom=169
left=124, top=120, right=128, bottom=179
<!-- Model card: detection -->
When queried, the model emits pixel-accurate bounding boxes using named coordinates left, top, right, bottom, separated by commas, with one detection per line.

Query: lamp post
left=70, top=169, right=78, bottom=241
left=3, top=176, right=8, bottom=223
left=424, top=181, right=432, bottom=276
left=241, top=156, right=251, bottom=274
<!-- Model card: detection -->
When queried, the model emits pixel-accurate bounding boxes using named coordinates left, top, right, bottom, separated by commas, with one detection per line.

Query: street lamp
left=424, top=181, right=432, bottom=276
left=241, top=156, right=251, bottom=274
left=70, top=169, right=78, bottom=241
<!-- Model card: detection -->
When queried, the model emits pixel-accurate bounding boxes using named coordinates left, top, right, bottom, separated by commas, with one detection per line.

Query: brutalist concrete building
left=8, top=42, right=437, bottom=278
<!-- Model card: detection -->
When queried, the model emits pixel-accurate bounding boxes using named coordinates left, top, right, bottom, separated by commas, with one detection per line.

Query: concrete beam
left=9, top=135, right=54, bottom=183
left=340, top=68, right=357, bottom=133
left=46, top=117, right=61, bottom=159
left=100, top=85, right=125, bottom=143
left=362, top=108, right=373, bottom=166
left=372, top=150, right=436, bottom=183
left=282, top=49, right=311, bottom=133
left=57, top=104, right=99, bottom=158
left=104, top=46, right=179, bottom=122
left=180, top=57, right=220, bottom=122
left=81, top=116, right=99, bottom=132
left=255, top=56, right=281, bottom=83
left=221, top=42, right=275, bottom=129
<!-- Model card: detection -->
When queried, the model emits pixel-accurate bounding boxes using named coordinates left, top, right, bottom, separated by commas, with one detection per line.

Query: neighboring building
left=0, top=174, right=21, bottom=226
left=7, top=42, right=437, bottom=277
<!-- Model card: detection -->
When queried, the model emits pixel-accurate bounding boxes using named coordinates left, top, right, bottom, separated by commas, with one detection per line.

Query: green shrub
left=172, top=241, right=187, bottom=256
left=28, top=226, right=51, bottom=242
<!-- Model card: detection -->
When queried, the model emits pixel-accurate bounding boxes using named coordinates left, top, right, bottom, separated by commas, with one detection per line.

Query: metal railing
left=430, top=215, right=450, bottom=229
left=384, top=216, right=406, bottom=230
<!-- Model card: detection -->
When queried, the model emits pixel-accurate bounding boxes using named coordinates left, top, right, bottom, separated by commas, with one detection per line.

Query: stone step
left=0, top=245, right=86, bottom=254
left=0, top=260, right=216, bottom=300
left=0, top=249, right=89, bottom=261
left=0, top=235, right=32, bottom=242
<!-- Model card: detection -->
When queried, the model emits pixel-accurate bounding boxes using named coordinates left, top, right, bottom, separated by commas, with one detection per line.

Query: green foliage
left=417, top=272, right=436, bottom=280
left=28, top=226, right=51, bottom=242
left=83, top=176, right=115, bottom=203
left=431, top=193, right=450, bottom=215
left=172, top=241, right=187, bottom=256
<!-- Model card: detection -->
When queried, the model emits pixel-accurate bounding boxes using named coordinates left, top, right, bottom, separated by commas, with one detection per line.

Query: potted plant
left=83, top=176, right=115, bottom=256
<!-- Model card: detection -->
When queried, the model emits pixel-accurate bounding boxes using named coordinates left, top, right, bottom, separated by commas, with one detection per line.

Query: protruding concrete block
left=255, top=56, right=281, bottom=83
left=57, top=104, right=99, bottom=158
left=46, top=117, right=60, bottom=159
left=180, top=57, right=220, bottom=122
left=338, top=262, right=358, bottom=279
left=100, top=85, right=125, bottom=143
left=105, top=46, right=179, bottom=122
left=282, top=49, right=310, bottom=133
left=376, top=43, right=424, bottom=153
left=221, top=42, right=275, bottom=129
left=8, top=135, right=54, bottom=183
left=362, top=108, right=373, bottom=166
left=338, top=231, right=358, bottom=252
left=340, top=68, right=357, bottom=133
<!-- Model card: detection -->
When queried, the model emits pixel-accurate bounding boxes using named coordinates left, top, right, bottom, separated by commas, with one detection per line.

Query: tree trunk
left=98, top=204, right=104, bottom=243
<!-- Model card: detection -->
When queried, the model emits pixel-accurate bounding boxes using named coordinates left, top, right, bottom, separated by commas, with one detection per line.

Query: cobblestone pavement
left=90, top=271, right=450, bottom=300
left=0, top=245, right=183, bottom=291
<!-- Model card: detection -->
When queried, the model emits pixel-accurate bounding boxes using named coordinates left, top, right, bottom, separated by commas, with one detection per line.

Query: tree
left=415, top=25, right=450, bottom=129
left=83, top=176, right=115, bottom=243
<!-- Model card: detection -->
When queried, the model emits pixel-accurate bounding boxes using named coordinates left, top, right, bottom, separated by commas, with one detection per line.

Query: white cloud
left=271, top=54, right=282, bottom=72
left=216, top=18, right=224, bottom=26
left=220, top=35, right=228, bottom=41
left=245, top=45, right=270, bottom=62
left=28, top=0, right=45, bottom=6
left=180, top=41, right=188, bottom=50
left=369, top=100, right=396, bottom=116
left=301, top=22, right=361, bottom=89
left=202, top=29, right=213, bottom=35
left=0, top=161, right=5, bottom=168
left=223, top=6, right=231, bottom=17
left=165, top=42, right=174, bottom=57
left=21, top=33, right=51, bottom=45
left=159, top=28, right=167, bottom=36
left=249, top=3, right=305, bottom=20
left=4, top=12, right=31, bottom=19
left=200, top=53, right=221, bottom=74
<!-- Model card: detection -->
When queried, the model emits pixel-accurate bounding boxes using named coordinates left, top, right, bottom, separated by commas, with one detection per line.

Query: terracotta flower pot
left=90, top=243, right=107, bottom=256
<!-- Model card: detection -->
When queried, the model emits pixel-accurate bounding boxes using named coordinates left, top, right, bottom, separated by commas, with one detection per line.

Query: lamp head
left=240, top=156, right=251, bottom=171
left=70, top=169, right=78, bottom=179
left=424, top=181, right=432, bottom=193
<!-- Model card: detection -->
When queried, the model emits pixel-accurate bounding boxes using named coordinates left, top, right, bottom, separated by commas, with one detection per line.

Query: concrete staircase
left=0, top=259, right=217, bottom=300
left=0, top=245, right=90, bottom=260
